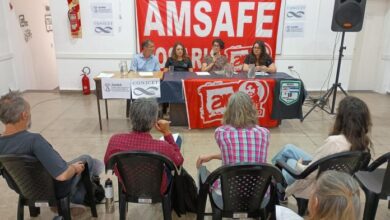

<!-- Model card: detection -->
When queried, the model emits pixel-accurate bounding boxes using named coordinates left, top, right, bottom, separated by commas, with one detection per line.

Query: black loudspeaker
left=331, top=0, right=367, bottom=32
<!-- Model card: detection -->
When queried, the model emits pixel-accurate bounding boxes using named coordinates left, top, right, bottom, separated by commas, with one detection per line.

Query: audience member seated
left=276, top=171, right=361, bottom=220
left=104, top=98, right=184, bottom=193
left=271, top=96, right=372, bottom=201
left=164, top=42, right=193, bottom=72
left=196, top=91, right=269, bottom=167
left=131, top=39, right=160, bottom=72
left=242, top=40, right=276, bottom=73
left=196, top=92, right=270, bottom=204
left=0, top=91, right=103, bottom=211
left=201, top=38, right=228, bottom=73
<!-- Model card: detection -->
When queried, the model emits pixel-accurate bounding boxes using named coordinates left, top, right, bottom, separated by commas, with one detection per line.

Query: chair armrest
left=275, top=159, right=302, bottom=178
left=367, top=152, right=390, bottom=171
left=198, top=166, right=210, bottom=185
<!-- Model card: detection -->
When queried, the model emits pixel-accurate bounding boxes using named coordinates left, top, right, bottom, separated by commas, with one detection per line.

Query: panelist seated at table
left=201, top=38, right=228, bottom=73
left=242, top=40, right=277, bottom=74
left=131, top=39, right=160, bottom=72
left=164, top=42, right=193, bottom=72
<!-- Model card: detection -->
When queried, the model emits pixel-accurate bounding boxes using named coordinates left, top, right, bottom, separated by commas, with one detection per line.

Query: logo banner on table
left=131, top=78, right=161, bottom=99
left=183, top=79, right=279, bottom=129
left=135, top=0, right=282, bottom=70
left=102, top=78, right=131, bottom=99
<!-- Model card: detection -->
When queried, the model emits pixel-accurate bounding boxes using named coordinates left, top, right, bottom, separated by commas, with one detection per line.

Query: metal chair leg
left=57, top=196, right=71, bottom=220
left=17, top=196, right=24, bottom=220
left=362, top=191, right=379, bottom=220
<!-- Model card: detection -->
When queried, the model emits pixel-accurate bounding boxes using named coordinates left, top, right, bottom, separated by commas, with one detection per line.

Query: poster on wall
left=284, top=4, right=305, bottom=38
left=90, top=2, right=114, bottom=36
left=67, top=0, right=82, bottom=38
left=135, top=0, right=282, bottom=71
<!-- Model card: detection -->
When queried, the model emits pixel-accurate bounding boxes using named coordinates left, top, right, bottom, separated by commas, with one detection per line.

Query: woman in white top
left=271, top=96, right=372, bottom=199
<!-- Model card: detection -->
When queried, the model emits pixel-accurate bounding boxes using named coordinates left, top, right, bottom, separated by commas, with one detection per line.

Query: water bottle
left=105, top=178, right=115, bottom=213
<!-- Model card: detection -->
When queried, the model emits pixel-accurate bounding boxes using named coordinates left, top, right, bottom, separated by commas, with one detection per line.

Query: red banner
left=136, top=0, right=282, bottom=70
left=183, top=78, right=279, bottom=129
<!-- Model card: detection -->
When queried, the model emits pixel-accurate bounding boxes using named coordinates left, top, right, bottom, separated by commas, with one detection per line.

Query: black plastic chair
left=197, top=163, right=284, bottom=220
left=355, top=152, right=390, bottom=220
left=276, top=151, right=371, bottom=216
left=0, top=154, right=98, bottom=220
left=106, top=151, right=178, bottom=220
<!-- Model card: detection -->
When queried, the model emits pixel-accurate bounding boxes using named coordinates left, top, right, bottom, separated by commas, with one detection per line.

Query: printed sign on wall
left=90, top=2, right=114, bottom=36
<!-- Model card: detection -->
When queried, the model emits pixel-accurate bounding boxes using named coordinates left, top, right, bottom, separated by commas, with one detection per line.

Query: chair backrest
left=369, top=152, right=390, bottom=197
left=204, top=163, right=284, bottom=214
left=106, top=151, right=177, bottom=203
left=0, top=154, right=59, bottom=204
left=303, top=151, right=370, bottom=178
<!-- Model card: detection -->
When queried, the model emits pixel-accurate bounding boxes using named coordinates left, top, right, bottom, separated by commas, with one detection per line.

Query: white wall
left=276, top=0, right=356, bottom=91
left=349, top=0, right=387, bottom=91
left=9, top=0, right=58, bottom=90
left=0, top=0, right=58, bottom=93
left=0, top=1, right=17, bottom=95
left=51, top=0, right=137, bottom=90
left=375, top=1, right=390, bottom=93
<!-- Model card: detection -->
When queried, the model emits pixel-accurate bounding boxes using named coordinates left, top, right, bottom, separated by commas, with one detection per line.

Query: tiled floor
left=0, top=91, right=389, bottom=219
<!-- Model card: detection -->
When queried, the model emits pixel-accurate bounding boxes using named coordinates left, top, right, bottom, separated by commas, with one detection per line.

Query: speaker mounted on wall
left=331, top=0, right=367, bottom=32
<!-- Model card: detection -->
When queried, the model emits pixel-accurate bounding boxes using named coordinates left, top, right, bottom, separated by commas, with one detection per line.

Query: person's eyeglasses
left=213, top=44, right=220, bottom=47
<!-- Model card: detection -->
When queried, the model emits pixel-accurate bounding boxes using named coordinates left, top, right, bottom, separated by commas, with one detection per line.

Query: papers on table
left=138, top=72, right=154, bottom=76
left=97, top=72, right=114, bottom=78
left=195, top=72, right=210, bottom=76
left=159, top=133, right=179, bottom=142
left=255, top=72, right=269, bottom=76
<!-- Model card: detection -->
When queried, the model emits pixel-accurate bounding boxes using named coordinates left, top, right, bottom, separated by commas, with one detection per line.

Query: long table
left=161, top=72, right=305, bottom=128
left=94, top=71, right=304, bottom=129
left=93, top=71, right=163, bottom=130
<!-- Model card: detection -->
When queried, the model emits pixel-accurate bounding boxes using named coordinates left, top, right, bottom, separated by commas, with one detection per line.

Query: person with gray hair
left=104, top=98, right=183, bottom=193
left=130, top=39, right=160, bottom=71
left=0, top=91, right=103, bottom=213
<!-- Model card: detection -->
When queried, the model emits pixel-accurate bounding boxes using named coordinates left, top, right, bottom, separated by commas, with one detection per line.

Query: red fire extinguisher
left=81, top=66, right=91, bottom=95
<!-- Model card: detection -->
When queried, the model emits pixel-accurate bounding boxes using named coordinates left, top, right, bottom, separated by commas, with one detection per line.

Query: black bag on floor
left=84, top=175, right=105, bottom=206
left=172, top=167, right=198, bottom=216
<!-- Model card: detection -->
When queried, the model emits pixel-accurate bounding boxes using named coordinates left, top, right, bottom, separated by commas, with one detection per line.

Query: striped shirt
left=215, top=125, right=270, bottom=165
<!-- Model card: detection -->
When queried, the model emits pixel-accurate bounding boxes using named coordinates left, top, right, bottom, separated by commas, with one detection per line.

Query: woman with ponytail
left=271, top=96, right=372, bottom=200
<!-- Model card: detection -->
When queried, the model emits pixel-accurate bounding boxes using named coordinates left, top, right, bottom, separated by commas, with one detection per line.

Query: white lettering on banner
left=194, top=1, right=212, bottom=37
left=144, top=1, right=165, bottom=36
left=143, top=1, right=276, bottom=37
left=166, top=1, right=191, bottom=36
left=213, top=2, right=234, bottom=37
left=256, top=3, right=275, bottom=37
left=237, top=2, right=255, bottom=37
left=131, top=78, right=161, bottom=99
left=197, top=80, right=269, bottom=123
left=205, top=86, right=235, bottom=117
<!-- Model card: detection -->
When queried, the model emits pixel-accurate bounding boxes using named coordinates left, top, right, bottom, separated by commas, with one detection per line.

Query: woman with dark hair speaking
left=201, top=38, right=228, bottom=73
left=271, top=96, right=373, bottom=201
left=164, top=42, right=193, bottom=72
left=242, top=40, right=277, bottom=73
